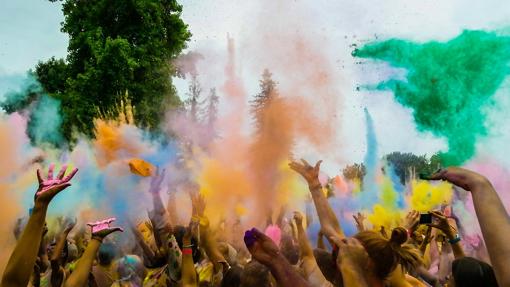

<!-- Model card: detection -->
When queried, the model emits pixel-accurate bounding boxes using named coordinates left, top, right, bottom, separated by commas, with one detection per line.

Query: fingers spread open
left=56, top=164, right=68, bottom=180
left=47, top=163, right=55, bottom=180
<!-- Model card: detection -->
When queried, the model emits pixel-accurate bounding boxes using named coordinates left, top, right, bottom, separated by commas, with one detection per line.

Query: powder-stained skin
left=354, top=30, right=510, bottom=165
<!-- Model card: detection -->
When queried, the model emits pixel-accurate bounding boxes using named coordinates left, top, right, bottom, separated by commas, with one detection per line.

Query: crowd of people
left=1, top=160, right=509, bottom=287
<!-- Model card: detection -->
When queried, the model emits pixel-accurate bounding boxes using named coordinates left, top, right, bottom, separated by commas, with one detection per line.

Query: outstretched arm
left=427, top=168, right=510, bottom=285
left=1, top=164, right=78, bottom=287
left=290, top=160, right=343, bottom=239
left=64, top=218, right=123, bottom=287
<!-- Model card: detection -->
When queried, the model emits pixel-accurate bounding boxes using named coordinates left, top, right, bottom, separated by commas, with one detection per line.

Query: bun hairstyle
left=354, top=227, right=422, bottom=279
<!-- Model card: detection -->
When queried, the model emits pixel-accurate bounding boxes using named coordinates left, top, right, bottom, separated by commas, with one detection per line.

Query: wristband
left=448, top=234, right=461, bottom=244
left=182, top=248, right=193, bottom=255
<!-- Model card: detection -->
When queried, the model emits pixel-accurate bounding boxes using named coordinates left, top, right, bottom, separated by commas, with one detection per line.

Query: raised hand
left=244, top=228, right=280, bottom=266
left=63, top=217, right=78, bottom=233
left=35, top=163, right=78, bottom=205
left=424, top=167, right=490, bottom=192
left=427, top=211, right=456, bottom=238
left=190, top=191, right=206, bottom=217
left=149, top=168, right=166, bottom=194
left=87, top=218, right=123, bottom=241
left=353, top=212, right=366, bottom=231
left=293, top=211, right=304, bottom=227
left=289, top=159, right=322, bottom=187
left=404, top=210, right=420, bottom=232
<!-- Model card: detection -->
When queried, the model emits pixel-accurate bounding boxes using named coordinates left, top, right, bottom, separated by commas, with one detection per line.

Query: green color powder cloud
left=353, top=30, right=510, bottom=165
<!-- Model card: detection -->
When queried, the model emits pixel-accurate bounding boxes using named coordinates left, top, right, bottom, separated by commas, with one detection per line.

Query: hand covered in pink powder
left=35, top=163, right=78, bottom=205
left=87, top=218, right=124, bottom=241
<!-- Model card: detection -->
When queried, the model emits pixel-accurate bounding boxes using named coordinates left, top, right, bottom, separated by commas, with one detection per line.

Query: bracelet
left=448, top=234, right=461, bottom=244
left=183, top=244, right=194, bottom=248
left=182, top=248, right=193, bottom=255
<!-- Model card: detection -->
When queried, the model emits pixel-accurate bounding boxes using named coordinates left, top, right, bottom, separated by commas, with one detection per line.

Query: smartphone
left=419, top=213, right=432, bottom=224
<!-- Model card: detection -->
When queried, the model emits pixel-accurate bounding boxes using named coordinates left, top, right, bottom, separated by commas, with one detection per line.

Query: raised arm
left=51, top=218, right=77, bottom=287
left=1, top=164, right=78, bottom=287
left=64, top=218, right=123, bottom=287
left=427, top=211, right=464, bottom=259
left=289, top=159, right=343, bottom=239
left=427, top=167, right=510, bottom=286
left=181, top=222, right=198, bottom=287
left=244, top=228, right=311, bottom=287
left=192, top=192, right=228, bottom=274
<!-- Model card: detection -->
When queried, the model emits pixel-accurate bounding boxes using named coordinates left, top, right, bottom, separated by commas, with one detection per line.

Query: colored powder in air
left=353, top=30, right=510, bottom=165
left=358, top=109, right=379, bottom=209
left=409, top=180, right=453, bottom=212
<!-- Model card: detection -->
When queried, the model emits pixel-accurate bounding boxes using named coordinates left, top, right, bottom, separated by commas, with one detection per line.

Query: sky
left=1, top=0, right=510, bottom=170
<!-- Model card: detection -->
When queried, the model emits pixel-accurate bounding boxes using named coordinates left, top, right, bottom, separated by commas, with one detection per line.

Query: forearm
left=310, top=186, right=343, bottom=238
left=151, top=192, right=166, bottom=214
left=167, top=193, right=180, bottom=226
left=181, top=239, right=197, bottom=287
left=64, top=238, right=101, bottom=287
left=471, top=183, right=510, bottom=286
left=202, top=232, right=226, bottom=272
left=268, top=256, right=311, bottom=287
left=51, top=231, right=70, bottom=262
left=296, top=224, right=313, bottom=258
left=1, top=203, right=47, bottom=287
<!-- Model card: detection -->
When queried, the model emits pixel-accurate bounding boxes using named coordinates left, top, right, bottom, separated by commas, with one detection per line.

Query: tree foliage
left=384, top=152, right=441, bottom=184
left=4, top=0, right=192, bottom=142
left=342, top=163, right=367, bottom=181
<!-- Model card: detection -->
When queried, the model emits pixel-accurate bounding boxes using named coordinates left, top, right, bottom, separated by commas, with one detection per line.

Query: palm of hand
left=88, top=218, right=123, bottom=239
left=289, top=159, right=322, bottom=184
left=35, top=164, right=78, bottom=203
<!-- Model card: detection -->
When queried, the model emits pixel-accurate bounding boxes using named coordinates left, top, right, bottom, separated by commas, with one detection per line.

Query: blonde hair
left=354, top=227, right=422, bottom=279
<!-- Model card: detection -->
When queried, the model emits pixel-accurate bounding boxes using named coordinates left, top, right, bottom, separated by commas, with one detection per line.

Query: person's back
left=91, top=243, right=116, bottom=287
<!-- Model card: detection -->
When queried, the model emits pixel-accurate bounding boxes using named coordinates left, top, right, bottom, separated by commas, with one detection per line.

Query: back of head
left=313, top=248, right=343, bottom=287
left=354, top=227, right=422, bottom=279
left=98, top=242, right=116, bottom=266
left=240, top=261, right=272, bottom=287
left=117, top=255, right=146, bottom=282
left=452, top=257, right=499, bottom=287
left=222, top=265, right=243, bottom=287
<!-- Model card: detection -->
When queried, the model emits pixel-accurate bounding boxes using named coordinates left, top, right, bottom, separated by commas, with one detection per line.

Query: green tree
left=9, top=0, right=192, bottom=142
left=383, top=152, right=440, bottom=184
left=342, top=163, right=366, bottom=181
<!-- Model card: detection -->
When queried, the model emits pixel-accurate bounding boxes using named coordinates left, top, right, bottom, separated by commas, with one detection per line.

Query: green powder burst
left=353, top=30, right=510, bottom=165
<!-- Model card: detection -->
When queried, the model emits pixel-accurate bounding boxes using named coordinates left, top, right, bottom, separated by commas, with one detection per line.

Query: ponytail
left=354, top=227, right=422, bottom=279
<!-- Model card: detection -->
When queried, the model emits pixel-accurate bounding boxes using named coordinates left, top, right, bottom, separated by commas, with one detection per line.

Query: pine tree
left=251, top=69, right=278, bottom=132
left=204, top=88, right=219, bottom=131
left=185, top=74, right=202, bottom=122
